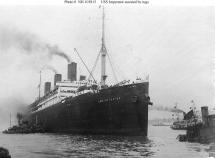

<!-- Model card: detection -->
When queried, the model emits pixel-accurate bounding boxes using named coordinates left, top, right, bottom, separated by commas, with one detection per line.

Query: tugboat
left=171, top=101, right=198, bottom=130
left=177, top=106, right=215, bottom=143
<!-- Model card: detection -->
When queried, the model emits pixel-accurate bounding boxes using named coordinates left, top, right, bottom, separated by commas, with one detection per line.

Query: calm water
left=0, top=126, right=214, bottom=158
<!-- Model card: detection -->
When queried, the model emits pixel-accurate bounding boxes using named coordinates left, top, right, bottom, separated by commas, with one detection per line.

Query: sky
left=0, top=6, right=214, bottom=128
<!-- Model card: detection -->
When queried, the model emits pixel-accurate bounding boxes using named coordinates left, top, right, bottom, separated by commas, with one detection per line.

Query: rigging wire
left=88, top=51, right=101, bottom=80
left=74, top=48, right=97, bottom=83
left=87, top=6, right=119, bottom=84
left=106, top=51, right=118, bottom=83
left=87, top=48, right=120, bottom=84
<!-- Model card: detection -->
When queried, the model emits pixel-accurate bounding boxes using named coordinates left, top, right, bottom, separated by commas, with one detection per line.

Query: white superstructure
left=32, top=80, right=98, bottom=113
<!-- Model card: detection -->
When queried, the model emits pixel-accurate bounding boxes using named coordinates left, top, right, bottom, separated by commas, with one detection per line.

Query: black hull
left=24, top=82, right=150, bottom=136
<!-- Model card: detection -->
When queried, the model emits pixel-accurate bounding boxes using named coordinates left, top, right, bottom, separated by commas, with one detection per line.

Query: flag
left=183, top=110, right=194, bottom=120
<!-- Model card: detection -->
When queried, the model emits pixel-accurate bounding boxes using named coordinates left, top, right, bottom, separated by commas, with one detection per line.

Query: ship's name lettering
left=98, top=97, right=121, bottom=103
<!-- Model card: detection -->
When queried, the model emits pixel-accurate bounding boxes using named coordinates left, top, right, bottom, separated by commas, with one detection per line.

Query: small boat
left=170, top=120, right=187, bottom=130
left=152, top=122, right=170, bottom=126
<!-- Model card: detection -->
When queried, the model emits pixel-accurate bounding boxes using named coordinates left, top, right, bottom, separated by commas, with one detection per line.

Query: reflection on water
left=31, top=135, right=155, bottom=157
left=0, top=126, right=214, bottom=158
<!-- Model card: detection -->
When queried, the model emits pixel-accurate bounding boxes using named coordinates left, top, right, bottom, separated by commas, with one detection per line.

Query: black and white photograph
left=0, top=2, right=214, bottom=158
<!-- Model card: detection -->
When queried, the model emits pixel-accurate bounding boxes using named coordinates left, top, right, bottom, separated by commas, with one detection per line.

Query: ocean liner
left=22, top=8, right=152, bottom=136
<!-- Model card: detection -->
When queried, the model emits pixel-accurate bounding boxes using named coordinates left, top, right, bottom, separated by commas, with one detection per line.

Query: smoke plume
left=0, top=26, right=74, bottom=129
left=0, top=26, right=72, bottom=63
left=47, top=45, right=71, bottom=63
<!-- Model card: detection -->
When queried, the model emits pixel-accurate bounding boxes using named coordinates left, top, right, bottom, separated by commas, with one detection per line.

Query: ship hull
left=24, top=82, right=150, bottom=136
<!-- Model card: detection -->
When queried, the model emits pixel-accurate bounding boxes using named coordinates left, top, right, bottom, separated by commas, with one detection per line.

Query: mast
left=9, top=112, right=11, bottom=128
left=100, top=6, right=107, bottom=86
left=39, top=70, right=41, bottom=100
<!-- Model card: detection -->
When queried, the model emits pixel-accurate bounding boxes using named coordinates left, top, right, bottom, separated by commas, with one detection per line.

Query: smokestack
left=201, top=106, right=209, bottom=125
left=79, top=75, right=86, bottom=81
left=54, top=74, right=62, bottom=88
left=44, top=82, right=51, bottom=95
left=68, top=62, right=77, bottom=81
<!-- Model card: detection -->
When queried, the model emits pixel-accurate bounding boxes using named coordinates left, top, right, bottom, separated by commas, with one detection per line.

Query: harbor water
left=0, top=126, right=214, bottom=158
